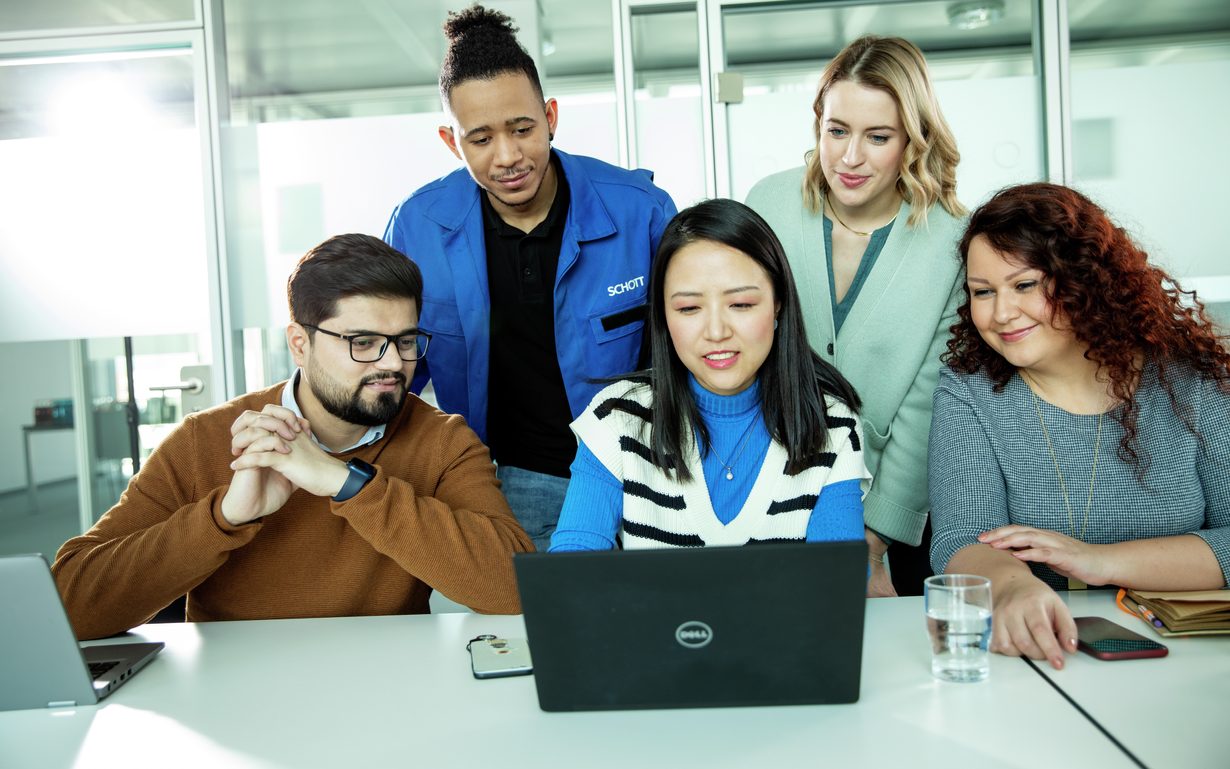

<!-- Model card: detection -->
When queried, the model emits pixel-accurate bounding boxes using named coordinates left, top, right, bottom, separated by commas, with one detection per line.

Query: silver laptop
left=0, top=554, right=164, bottom=711
left=514, top=540, right=868, bottom=712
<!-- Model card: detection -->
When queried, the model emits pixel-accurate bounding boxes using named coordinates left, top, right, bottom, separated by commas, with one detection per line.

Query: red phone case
left=1077, top=639, right=1168, bottom=660
left=1075, top=617, right=1168, bottom=660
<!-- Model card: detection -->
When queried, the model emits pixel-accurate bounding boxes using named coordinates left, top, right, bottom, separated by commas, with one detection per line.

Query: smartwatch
left=333, top=458, right=376, bottom=502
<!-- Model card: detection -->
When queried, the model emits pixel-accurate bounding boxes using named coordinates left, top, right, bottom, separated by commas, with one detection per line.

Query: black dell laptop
left=514, top=540, right=868, bottom=712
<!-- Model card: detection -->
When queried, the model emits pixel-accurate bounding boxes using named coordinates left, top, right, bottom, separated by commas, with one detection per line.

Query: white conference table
left=1040, top=591, right=1230, bottom=769
left=0, top=595, right=1162, bottom=769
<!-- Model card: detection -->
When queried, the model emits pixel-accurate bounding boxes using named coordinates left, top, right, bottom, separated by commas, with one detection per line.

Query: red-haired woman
left=928, top=183, right=1230, bottom=670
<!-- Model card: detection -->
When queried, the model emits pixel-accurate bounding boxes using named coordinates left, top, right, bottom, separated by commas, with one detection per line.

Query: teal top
left=746, top=167, right=966, bottom=546
left=824, top=216, right=894, bottom=335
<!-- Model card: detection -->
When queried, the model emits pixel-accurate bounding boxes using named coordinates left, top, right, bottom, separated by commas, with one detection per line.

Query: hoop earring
left=774, top=319, right=778, bottom=330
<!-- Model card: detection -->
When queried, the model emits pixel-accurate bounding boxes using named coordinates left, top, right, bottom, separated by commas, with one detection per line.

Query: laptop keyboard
left=88, top=660, right=120, bottom=680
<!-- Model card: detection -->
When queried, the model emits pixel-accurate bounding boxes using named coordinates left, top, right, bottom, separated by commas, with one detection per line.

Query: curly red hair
left=944, top=183, right=1230, bottom=474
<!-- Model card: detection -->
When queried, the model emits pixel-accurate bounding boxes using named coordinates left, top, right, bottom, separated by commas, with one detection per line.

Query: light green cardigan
left=746, top=166, right=965, bottom=546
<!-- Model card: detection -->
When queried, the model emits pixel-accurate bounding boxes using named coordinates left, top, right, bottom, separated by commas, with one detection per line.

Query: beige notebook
left=1124, top=590, right=1230, bottom=637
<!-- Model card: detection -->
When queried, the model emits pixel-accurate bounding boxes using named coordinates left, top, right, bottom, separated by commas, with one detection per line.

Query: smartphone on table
left=467, top=635, right=533, bottom=679
left=1074, top=617, right=1168, bottom=660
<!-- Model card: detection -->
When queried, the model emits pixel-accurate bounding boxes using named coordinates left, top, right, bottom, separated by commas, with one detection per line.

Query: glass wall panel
left=0, top=39, right=213, bottom=556
left=0, top=46, right=210, bottom=343
left=0, top=0, right=195, bottom=34
left=722, top=0, right=1042, bottom=210
left=1069, top=0, right=1230, bottom=297
left=0, top=334, right=204, bottom=559
left=0, top=341, right=80, bottom=559
left=630, top=6, right=707, bottom=209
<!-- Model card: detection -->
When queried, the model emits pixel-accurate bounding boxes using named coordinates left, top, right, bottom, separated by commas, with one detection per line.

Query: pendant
left=726, top=471, right=733, bottom=480
left=1067, top=577, right=1088, bottom=591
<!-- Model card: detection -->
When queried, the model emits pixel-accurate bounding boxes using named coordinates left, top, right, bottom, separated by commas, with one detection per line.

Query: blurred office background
left=2, top=0, right=1228, bottom=563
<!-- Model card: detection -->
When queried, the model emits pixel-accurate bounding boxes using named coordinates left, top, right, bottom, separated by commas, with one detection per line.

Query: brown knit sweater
left=52, top=383, right=534, bottom=640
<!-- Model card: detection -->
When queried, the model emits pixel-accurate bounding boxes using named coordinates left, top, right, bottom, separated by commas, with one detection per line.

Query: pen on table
left=1138, top=604, right=1164, bottom=628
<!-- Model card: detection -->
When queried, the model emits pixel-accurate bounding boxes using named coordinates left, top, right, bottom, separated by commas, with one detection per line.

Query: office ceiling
left=217, top=0, right=1230, bottom=99
left=0, top=0, right=1227, bottom=132
left=222, top=0, right=617, bottom=98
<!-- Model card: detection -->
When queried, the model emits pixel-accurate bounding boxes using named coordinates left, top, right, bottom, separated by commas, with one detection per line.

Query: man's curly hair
left=944, top=183, right=1230, bottom=477
left=439, top=4, right=543, bottom=111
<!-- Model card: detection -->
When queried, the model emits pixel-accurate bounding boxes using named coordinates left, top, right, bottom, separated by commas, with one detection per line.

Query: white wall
left=0, top=341, right=77, bottom=494
left=554, top=94, right=619, bottom=167
left=1071, top=59, right=1230, bottom=286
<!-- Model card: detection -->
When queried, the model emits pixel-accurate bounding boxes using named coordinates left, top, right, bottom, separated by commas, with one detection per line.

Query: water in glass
left=924, top=575, right=992, bottom=683
left=926, top=605, right=992, bottom=682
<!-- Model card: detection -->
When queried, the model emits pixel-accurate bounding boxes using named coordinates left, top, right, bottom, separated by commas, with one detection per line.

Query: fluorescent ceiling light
left=0, top=47, right=189, bottom=68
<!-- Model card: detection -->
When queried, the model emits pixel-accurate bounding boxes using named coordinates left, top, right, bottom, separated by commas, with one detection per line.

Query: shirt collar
left=281, top=369, right=385, bottom=453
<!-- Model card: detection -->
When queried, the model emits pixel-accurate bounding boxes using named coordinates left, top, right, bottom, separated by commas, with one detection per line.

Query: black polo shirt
left=481, top=153, right=576, bottom=478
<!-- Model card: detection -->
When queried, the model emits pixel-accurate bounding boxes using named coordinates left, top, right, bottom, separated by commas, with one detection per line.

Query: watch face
left=348, top=459, right=376, bottom=478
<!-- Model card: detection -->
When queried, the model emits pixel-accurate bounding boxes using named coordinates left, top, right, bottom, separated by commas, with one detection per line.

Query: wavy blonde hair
left=802, top=35, right=965, bottom=227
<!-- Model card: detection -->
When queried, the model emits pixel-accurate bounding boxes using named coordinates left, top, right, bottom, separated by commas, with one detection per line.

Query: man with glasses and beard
left=53, top=234, right=533, bottom=641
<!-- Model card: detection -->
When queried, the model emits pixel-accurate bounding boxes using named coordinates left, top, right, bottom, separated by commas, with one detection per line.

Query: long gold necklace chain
left=1021, top=372, right=1104, bottom=589
left=825, top=191, right=898, bottom=237
left=713, top=418, right=757, bottom=481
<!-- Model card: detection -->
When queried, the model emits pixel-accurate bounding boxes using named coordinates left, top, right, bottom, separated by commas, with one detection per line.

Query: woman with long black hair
left=549, top=199, right=869, bottom=553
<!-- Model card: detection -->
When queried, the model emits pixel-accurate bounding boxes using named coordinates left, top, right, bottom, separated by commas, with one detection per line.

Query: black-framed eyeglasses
left=303, top=325, right=431, bottom=362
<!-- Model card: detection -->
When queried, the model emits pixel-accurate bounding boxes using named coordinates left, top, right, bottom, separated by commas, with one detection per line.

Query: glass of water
left=924, top=574, right=992, bottom=683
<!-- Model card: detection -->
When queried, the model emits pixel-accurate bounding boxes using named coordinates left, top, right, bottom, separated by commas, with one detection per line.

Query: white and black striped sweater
left=572, top=381, right=871, bottom=549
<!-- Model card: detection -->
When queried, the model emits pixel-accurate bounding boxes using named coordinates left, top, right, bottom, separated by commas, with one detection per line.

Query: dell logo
left=675, top=621, right=713, bottom=649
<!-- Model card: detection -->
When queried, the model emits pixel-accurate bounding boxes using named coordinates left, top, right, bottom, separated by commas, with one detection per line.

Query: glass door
left=619, top=0, right=712, bottom=209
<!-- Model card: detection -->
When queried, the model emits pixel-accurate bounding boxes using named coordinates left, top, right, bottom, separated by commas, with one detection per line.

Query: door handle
left=149, top=378, right=204, bottom=395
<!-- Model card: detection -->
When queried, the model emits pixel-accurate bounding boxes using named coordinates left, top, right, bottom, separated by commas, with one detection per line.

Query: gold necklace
left=1020, top=371, right=1104, bottom=591
left=713, top=418, right=757, bottom=481
left=825, top=191, right=898, bottom=237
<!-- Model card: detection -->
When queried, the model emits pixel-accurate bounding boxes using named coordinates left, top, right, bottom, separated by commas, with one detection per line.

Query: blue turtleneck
left=549, top=375, right=864, bottom=552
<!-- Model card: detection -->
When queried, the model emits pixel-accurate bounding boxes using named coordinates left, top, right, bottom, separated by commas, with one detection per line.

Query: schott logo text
left=675, top=621, right=713, bottom=649
left=608, top=276, right=646, bottom=296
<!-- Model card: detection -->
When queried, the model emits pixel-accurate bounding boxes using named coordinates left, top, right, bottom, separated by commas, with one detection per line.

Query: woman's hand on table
left=990, top=575, right=1079, bottom=670
left=979, top=525, right=1112, bottom=586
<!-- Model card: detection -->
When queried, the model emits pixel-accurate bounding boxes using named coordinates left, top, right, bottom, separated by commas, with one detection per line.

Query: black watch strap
left=333, top=459, right=376, bottom=502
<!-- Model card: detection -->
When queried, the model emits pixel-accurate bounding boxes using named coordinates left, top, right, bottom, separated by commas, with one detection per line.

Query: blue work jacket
left=383, top=149, right=677, bottom=444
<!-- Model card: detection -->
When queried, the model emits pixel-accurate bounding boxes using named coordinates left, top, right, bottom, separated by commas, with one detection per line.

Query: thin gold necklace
left=1020, top=371, right=1104, bottom=591
left=825, top=191, right=898, bottom=237
left=713, top=418, right=757, bottom=481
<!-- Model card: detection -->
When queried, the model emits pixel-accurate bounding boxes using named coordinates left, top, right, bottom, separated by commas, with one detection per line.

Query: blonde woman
left=746, top=35, right=966, bottom=596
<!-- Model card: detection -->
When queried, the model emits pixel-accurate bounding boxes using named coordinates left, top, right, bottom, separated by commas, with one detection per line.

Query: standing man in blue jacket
left=384, top=4, right=677, bottom=552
